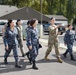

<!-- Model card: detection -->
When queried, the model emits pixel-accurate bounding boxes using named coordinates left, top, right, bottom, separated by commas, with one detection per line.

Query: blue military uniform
left=64, top=29, right=76, bottom=57
left=26, top=26, right=39, bottom=61
left=3, top=27, right=19, bottom=63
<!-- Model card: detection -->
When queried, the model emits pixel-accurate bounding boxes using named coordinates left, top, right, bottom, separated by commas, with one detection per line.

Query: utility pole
left=40, top=0, right=43, bottom=38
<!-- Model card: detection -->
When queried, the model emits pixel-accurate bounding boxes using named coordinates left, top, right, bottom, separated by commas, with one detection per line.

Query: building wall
left=55, top=21, right=68, bottom=26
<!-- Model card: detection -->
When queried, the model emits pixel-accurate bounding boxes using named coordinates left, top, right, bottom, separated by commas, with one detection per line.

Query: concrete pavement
left=0, top=37, right=76, bottom=75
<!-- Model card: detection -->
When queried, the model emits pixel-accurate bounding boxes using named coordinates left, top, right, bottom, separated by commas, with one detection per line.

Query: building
left=46, top=15, right=68, bottom=25
left=0, top=7, right=50, bottom=22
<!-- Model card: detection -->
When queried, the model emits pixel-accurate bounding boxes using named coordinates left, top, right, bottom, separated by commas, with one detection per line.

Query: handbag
left=39, top=43, right=42, bottom=48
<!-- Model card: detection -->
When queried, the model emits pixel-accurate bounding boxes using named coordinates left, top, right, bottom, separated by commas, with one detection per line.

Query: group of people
left=44, top=17, right=76, bottom=62
left=1, top=17, right=76, bottom=70
left=2, top=19, right=40, bottom=70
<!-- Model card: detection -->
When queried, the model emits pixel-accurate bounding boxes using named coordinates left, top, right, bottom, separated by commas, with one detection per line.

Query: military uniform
left=16, top=25, right=24, bottom=56
left=3, top=27, right=21, bottom=68
left=26, top=27, right=39, bottom=62
left=45, top=24, right=63, bottom=63
left=63, top=30, right=76, bottom=60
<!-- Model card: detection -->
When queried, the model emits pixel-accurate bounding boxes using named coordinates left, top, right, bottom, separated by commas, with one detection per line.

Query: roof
left=0, top=7, right=50, bottom=21
left=46, top=15, right=68, bottom=21
left=0, top=5, right=18, bottom=17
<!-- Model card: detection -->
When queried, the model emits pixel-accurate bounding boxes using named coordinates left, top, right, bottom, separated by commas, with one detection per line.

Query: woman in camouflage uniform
left=44, top=17, right=63, bottom=63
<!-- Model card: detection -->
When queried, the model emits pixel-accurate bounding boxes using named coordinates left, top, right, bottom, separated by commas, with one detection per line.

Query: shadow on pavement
left=36, top=59, right=59, bottom=64
left=52, top=53, right=76, bottom=66
left=0, top=58, right=30, bottom=74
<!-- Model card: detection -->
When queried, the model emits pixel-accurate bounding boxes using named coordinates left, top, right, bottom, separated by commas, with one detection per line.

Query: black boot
left=25, top=52, right=30, bottom=59
left=4, top=58, right=8, bottom=64
left=15, top=62, right=22, bottom=68
left=29, top=58, right=32, bottom=64
left=63, top=51, right=68, bottom=58
left=32, top=61, right=38, bottom=70
left=70, top=54, right=76, bottom=61
left=63, top=53, right=67, bottom=58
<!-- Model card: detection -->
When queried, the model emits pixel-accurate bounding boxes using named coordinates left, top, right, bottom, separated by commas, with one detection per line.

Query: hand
left=5, top=46, right=9, bottom=50
left=29, top=46, right=32, bottom=50
left=57, top=24, right=61, bottom=28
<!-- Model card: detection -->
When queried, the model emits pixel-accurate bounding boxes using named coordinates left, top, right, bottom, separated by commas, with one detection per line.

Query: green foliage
left=0, top=0, right=76, bottom=23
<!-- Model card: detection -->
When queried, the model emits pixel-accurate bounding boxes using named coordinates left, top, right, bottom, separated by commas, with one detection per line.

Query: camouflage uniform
left=16, top=25, right=24, bottom=56
left=63, top=30, right=76, bottom=59
left=26, top=27, right=39, bottom=61
left=45, top=25, right=63, bottom=62
left=3, top=27, right=19, bottom=63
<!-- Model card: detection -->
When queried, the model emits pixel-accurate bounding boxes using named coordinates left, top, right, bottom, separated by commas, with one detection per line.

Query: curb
left=39, top=39, right=76, bottom=51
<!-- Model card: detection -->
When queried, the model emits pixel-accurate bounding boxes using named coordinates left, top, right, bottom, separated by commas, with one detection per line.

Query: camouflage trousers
left=45, top=41, right=60, bottom=58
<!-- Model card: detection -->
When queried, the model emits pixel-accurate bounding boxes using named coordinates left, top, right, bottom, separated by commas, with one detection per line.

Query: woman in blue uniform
left=63, top=24, right=76, bottom=61
left=3, top=20, right=22, bottom=68
left=26, top=19, right=39, bottom=70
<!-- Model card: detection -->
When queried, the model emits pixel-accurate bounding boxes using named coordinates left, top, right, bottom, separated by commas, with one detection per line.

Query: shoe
left=44, top=57, right=50, bottom=61
left=4, top=58, right=8, bottom=64
left=22, top=54, right=25, bottom=57
left=57, top=57, right=63, bottom=63
left=32, top=61, right=38, bottom=70
left=32, top=66, right=38, bottom=70
left=63, top=53, right=67, bottom=58
left=15, top=64, right=22, bottom=68
left=70, top=54, right=76, bottom=61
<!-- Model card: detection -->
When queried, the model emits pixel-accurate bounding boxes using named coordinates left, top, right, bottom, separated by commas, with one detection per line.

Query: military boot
left=15, top=61, right=22, bottom=68
left=70, top=54, right=76, bottom=61
left=57, top=57, right=63, bottom=63
left=32, top=61, right=38, bottom=70
left=44, top=54, right=50, bottom=60
left=4, top=58, right=8, bottom=64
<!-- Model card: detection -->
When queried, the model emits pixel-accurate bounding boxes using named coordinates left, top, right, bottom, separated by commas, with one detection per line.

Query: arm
left=75, top=34, right=76, bottom=41
left=3, top=29, right=9, bottom=50
left=64, top=32, right=68, bottom=44
left=26, top=29, right=32, bottom=47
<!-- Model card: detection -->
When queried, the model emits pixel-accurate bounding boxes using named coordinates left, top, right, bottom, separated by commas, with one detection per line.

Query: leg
left=54, top=41, right=63, bottom=63
left=19, top=44, right=24, bottom=57
left=63, top=49, right=69, bottom=58
left=44, top=44, right=53, bottom=60
left=29, top=45, right=38, bottom=70
left=13, top=45, right=22, bottom=68
left=4, top=46, right=12, bottom=64
left=67, top=44, right=75, bottom=61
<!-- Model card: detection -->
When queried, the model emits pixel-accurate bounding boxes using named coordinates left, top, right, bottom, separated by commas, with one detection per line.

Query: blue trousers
left=65, top=43, right=73, bottom=55
left=29, top=44, right=39, bottom=61
left=4, top=45, right=18, bottom=62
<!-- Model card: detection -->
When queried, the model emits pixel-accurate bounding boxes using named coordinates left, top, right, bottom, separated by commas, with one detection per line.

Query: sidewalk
left=39, top=38, right=76, bottom=52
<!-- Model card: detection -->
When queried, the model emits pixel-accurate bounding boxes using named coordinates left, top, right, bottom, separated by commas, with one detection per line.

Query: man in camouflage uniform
left=44, top=17, right=63, bottom=63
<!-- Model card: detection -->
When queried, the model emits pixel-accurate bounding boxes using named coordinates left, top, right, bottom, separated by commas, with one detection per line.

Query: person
left=25, top=20, right=31, bottom=64
left=63, top=24, right=76, bottom=61
left=26, top=19, right=39, bottom=70
left=16, top=19, right=25, bottom=57
left=2, top=20, right=11, bottom=37
left=3, top=20, right=22, bottom=68
left=44, top=17, right=63, bottom=63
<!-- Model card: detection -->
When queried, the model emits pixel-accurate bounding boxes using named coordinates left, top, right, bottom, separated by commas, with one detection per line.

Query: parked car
left=43, top=23, right=66, bottom=35
left=0, top=22, right=6, bottom=35
left=43, top=23, right=50, bottom=32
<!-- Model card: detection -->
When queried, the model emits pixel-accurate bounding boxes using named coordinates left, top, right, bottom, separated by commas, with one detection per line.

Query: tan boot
left=57, top=57, right=63, bottom=63
left=44, top=57, right=50, bottom=61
